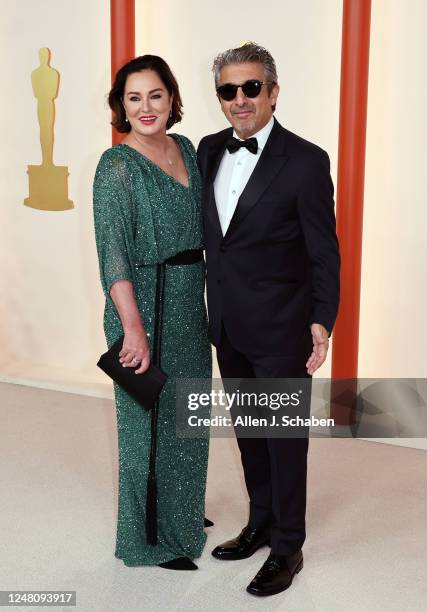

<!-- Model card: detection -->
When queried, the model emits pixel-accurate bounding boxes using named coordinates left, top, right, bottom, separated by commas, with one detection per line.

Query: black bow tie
left=226, top=136, right=258, bottom=155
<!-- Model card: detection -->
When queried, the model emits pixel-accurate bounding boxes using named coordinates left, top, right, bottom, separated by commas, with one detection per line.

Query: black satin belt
left=164, top=248, right=204, bottom=266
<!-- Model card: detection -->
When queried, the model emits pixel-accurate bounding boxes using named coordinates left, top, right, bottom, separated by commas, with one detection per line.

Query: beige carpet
left=1, top=382, right=425, bottom=611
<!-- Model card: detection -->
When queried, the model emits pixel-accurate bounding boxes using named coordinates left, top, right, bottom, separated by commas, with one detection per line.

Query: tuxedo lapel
left=224, top=118, right=289, bottom=242
left=205, top=130, right=231, bottom=238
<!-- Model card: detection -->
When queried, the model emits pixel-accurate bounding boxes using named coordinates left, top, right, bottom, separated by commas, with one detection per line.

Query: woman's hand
left=109, top=280, right=150, bottom=375
left=119, top=325, right=151, bottom=374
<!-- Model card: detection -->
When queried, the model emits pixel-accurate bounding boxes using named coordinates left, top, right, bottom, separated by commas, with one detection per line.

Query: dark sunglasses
left=216, top=79, right=273, bottom=101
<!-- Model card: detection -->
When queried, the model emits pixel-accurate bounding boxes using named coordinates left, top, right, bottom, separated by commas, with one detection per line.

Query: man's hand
left=306, top=323, right=329, bottom=375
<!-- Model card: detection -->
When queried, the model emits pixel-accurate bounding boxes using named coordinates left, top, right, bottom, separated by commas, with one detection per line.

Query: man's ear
left=270, top=83, right=280, bottom=107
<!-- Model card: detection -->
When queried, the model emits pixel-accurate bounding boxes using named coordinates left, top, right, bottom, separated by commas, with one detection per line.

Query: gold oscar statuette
left=24, top=47, right=73, bottom=211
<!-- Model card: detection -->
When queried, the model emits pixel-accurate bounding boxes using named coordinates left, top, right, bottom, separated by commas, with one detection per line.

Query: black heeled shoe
left=204, top=517, right=214, bottom=527
left=158, top=557, right=198, bottom=570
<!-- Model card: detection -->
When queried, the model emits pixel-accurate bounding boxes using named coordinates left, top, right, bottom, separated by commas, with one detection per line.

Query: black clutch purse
left=97, top=334, right=167, bottom=411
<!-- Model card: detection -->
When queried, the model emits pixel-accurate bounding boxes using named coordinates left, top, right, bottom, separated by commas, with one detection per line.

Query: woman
left=93, top=55, right=212, bottom=570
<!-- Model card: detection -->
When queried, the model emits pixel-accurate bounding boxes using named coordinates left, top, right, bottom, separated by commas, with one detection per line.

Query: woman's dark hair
left=108, top=55, right=183, bottom=132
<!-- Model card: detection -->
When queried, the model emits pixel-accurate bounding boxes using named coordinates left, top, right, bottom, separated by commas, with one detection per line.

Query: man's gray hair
left=212, top=42, right=278, bottom=89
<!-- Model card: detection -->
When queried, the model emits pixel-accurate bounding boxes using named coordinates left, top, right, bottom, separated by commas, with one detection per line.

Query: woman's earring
left=125, top=115, right=129, bottom=122
left=169, top=109, right=172, bottom=118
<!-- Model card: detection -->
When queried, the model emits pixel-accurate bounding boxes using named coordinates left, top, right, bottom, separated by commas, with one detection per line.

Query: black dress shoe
left=204, top=517, right=214, bottom=527
left=246, top=550, right=303, bottom=596
left=211, top=525, right=270, bottom=560
left=158, top=557, right=198, bottom=570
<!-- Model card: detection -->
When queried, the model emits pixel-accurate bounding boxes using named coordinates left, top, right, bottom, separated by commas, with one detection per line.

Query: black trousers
left=216, top=325, right=312, bottom=556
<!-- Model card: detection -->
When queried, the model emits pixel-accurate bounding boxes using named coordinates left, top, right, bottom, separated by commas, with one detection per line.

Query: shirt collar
left=232, top=115, right=274, bottom=151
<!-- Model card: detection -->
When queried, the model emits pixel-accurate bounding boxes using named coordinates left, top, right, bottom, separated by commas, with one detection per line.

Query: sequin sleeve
left=93, top=150, right=136, bottom=300
left=175, top=133, right=197, bottom=163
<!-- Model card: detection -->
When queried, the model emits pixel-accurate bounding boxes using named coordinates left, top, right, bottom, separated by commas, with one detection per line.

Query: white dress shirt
left=214, top=116, right=274, bottom=235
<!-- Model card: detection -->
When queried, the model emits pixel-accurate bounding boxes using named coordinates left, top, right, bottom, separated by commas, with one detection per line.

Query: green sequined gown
left=92, top=134, right=212, bottom=565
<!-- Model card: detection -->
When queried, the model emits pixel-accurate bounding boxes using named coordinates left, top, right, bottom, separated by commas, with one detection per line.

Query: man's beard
left=233, top=117, right=256, bottom=134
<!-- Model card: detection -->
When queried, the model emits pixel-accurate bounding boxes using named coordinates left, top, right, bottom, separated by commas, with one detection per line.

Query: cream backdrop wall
left=360, top=0, right=427, bottom=380
left=361, top=0, right=427, bottom=449
left=0, top=0, right=111, bottom=394
left=0, top=1, right=425, bottom=446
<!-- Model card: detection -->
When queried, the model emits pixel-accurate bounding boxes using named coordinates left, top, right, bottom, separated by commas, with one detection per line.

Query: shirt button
left=237, top=161, right=242, bottom=166
left=232, top=189, right=236, bottom=195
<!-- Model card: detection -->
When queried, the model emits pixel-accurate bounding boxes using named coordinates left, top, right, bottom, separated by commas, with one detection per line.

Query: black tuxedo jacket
left=197, top=117, right=340, bottom=357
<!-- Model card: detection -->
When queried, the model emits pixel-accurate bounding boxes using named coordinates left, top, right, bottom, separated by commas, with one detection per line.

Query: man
left=197, top=42, right=340, bottom=597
